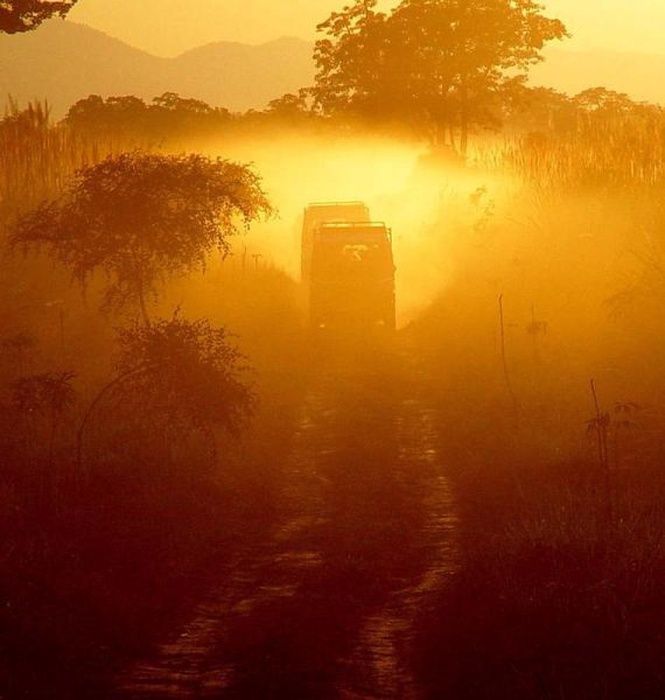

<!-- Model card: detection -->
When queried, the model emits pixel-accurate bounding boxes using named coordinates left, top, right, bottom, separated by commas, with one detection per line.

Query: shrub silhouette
left=77, top=316, right=254, bottom=471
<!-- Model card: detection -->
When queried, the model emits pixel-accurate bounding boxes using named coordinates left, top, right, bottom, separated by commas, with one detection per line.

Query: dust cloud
left=175, top=126, right=665, bottom=434
left=191, top=131, right=511, bottom=327
left=159, top=127, right=660, bottom=416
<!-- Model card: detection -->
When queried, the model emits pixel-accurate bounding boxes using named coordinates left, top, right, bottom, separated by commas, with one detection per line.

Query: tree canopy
left=11, top=151, right=273, bottom=323
left=0, top=0, right=79, bottom=34
left=64, top=93, right=233, bottom=141
left=314, top=0, right=567, bottom=152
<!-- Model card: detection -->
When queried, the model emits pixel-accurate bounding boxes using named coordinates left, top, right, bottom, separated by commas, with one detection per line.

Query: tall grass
left=0, top=99, right=144, bottom=229
left=414, top=102, right=665, bottom=699
left=472, top=106, right=665, bottom=190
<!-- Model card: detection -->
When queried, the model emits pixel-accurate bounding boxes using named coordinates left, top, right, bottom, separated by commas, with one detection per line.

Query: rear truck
left=301, top=202, right=395, bottom=334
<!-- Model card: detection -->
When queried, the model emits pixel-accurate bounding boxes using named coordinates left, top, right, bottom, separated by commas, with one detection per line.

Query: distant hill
left=0, top=20, right=315, bottom=118
left=2, top=21, right=664, bottom=121
left=529, top=48, right=665, bottom=105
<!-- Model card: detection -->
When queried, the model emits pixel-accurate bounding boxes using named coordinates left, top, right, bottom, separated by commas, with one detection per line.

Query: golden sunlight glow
left=66, top=0, right=665, bottom=56
left=7, top=2, right=665, bottom=696
left=200, top=134, right=477, bottom=326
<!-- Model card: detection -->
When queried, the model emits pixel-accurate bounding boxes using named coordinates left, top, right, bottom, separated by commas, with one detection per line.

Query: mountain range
left=0, top=20, right=315, bottom=118
left=1, top=20, right=664, bottom=120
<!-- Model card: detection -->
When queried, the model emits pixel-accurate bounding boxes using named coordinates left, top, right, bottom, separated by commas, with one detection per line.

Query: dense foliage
left=64, top=92, right=235, bottom=141
left=115, top=316, right=255, bottom=439
left=0, top=0, right=79, bottom=34
left=11, top=151, right=273, bottom=321
left=314, top=0, right=567, bottom=151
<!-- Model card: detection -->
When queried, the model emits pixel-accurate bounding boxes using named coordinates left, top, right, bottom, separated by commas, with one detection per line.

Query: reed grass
left=0, top=99, right=142, bottom=230
left=471, top=106, right=665, bottom=190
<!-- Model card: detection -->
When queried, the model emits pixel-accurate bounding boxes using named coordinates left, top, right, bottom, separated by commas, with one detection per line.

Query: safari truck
left=301, top=202, right=395, bottom=333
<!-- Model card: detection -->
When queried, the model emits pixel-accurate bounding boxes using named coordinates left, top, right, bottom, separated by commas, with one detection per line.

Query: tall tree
left=314, top=0, right=567, bottom=153
left=314, top=1, right=392, bottom=120
left=11, top=152, right=272, bottom=324
left=0, top=0, right=79, bottom=34
left=152, top=92, right=215, bottom=115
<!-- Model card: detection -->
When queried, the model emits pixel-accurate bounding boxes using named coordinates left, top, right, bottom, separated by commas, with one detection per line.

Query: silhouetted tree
left=150, top=92, right=233, bottom=137
left=12, top=152, right=273, bottom=324
left=152, top=92, right=215, bottom=115
left=64, top=94, right=107, bottom=126
left=502, top=86, right=577, bottom=137
left=77, top=316, right=254, bottom=470
left=65, top=93, right=235, bottom=141
left=314, top=0, right=567, bottom=153
left=64, top=94, right=152, bottom=139
left=265, top=89, right=316, bottom=119
left=116, top=316, right=254, bottom=436
left=0, top=0, right=79, bottom=34
left=573, top=87, right=635, bottom=114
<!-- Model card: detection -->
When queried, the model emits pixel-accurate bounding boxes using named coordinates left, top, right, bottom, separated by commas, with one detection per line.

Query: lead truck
left=301, top=202, right=395, bottom=333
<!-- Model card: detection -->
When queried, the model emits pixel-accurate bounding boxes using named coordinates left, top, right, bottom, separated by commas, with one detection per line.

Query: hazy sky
left=65, top=0, right=665, bottom=57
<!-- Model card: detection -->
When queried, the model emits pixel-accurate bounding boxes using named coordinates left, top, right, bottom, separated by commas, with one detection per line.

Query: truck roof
left=305, top=201, right=367, bottom=209
left=316, top=221, right=392, bottom=242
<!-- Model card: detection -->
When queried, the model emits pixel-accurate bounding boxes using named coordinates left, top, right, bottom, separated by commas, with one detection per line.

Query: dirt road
left=117, top=345, right=457, bottom=699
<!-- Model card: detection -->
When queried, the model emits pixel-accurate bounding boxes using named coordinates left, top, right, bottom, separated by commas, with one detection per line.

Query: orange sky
left=66, top=0, right=665, bottom=57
